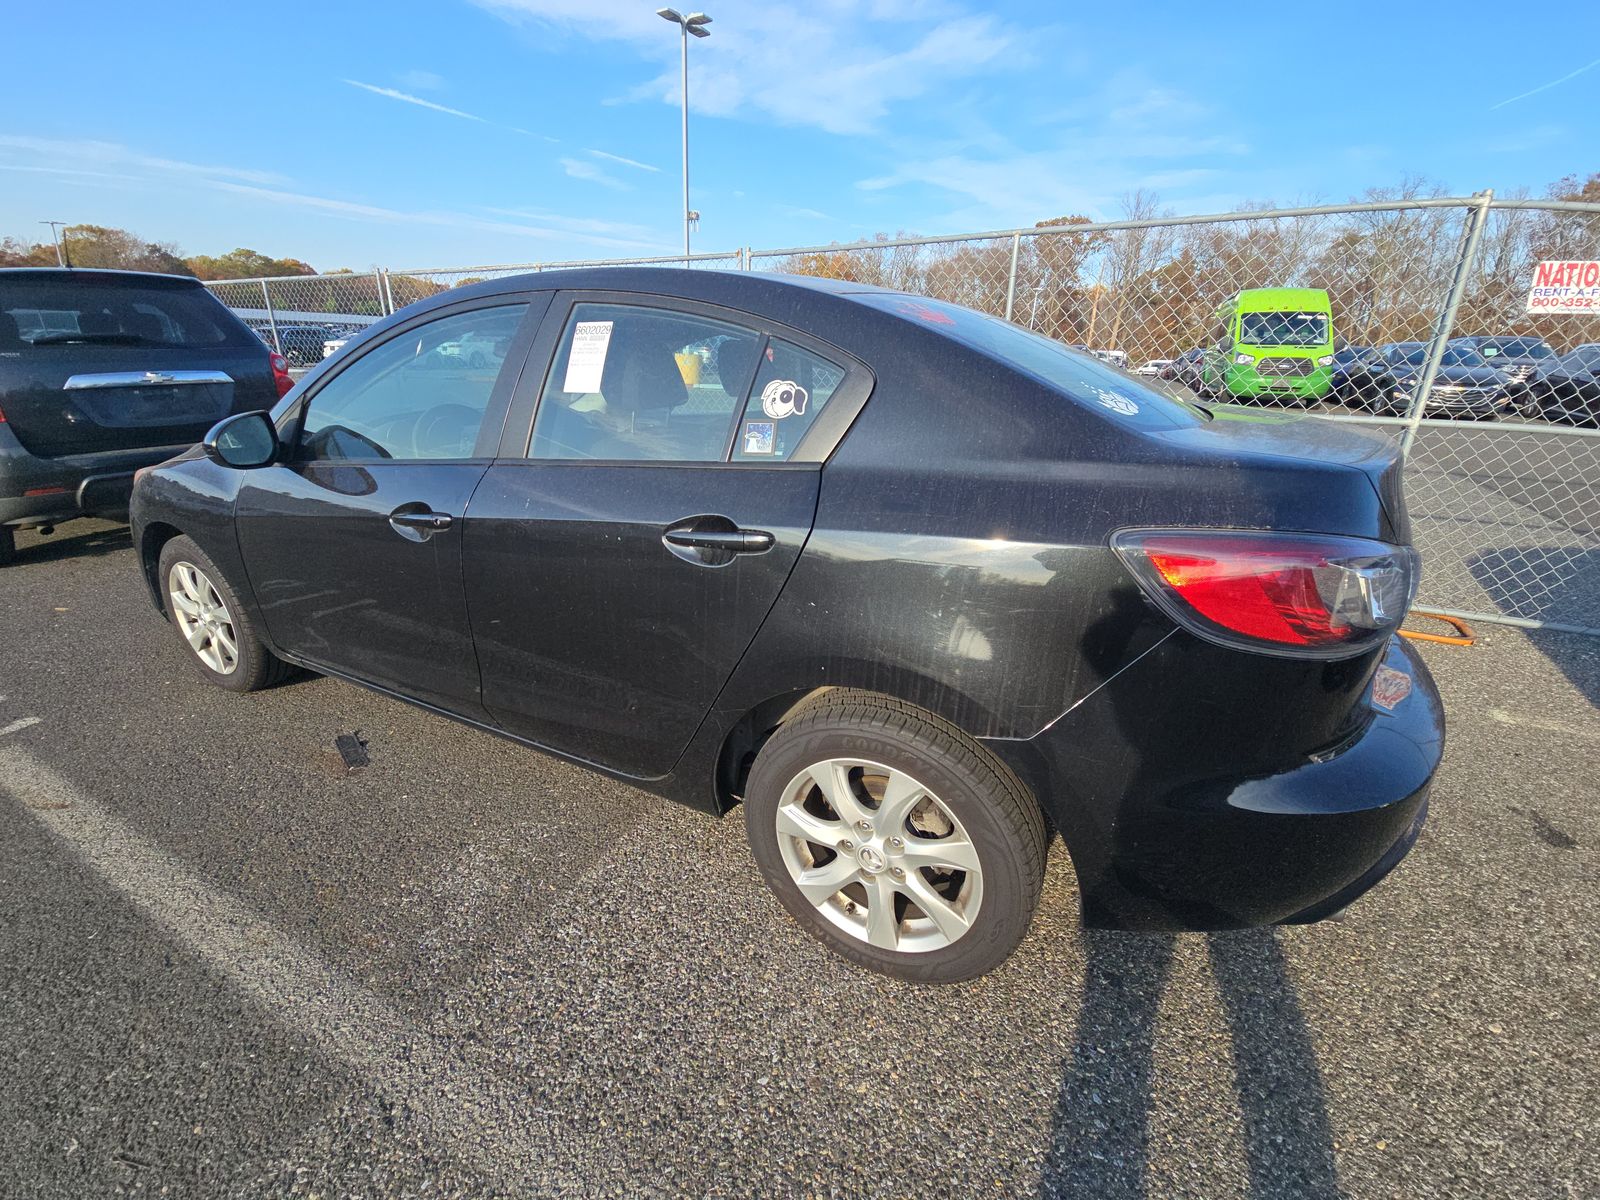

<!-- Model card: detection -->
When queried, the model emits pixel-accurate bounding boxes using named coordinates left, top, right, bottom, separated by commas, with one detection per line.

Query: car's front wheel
left=157, top=535, right=289, bottom=692
left=744, top=692, right=1046, bottom=983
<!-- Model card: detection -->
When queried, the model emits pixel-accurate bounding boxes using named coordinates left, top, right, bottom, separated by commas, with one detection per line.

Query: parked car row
left=248, top=322, right=371, bottom=365
left=1154, top=330, right=1600, bottom=426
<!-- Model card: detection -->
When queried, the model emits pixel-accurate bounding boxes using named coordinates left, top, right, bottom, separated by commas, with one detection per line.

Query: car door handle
left=388, top=508, right=453, bottom=538
left=663, top=528, right=774, bottom=553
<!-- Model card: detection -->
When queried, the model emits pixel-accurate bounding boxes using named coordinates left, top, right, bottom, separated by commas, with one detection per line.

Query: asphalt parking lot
left=2, top=520, right=1597, bottom=1199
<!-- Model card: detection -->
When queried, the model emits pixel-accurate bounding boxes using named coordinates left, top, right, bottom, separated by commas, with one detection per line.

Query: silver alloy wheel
left=774, top=758, right=983, bottom=954
left=167, top=561, right=240, bottom=675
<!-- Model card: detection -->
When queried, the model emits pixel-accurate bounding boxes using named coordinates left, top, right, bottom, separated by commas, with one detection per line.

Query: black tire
left=157, top=535, right=290, bottom=692
left=0, top=525, right=14, bottom=567
left=743, top=691, right=1047, bottom=983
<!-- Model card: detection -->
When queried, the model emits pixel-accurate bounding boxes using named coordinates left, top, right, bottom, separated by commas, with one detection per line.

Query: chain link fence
left=204, top=196, right=1600, bottom=634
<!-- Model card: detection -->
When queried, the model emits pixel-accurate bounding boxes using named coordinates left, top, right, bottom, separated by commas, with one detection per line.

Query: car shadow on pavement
left=1469, top=547, right=1600, bottom=708
left=9, top=521, right=133, bottom=566
left=1037, top=927, right=1341, bottom=1200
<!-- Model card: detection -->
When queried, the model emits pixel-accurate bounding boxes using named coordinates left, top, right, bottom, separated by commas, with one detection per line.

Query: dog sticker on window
left=742, top=420, right=776, bottom=455
left=760, top=379, right=808, bottom=420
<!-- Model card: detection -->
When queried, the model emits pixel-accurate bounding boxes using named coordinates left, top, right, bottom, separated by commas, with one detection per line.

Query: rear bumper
left=0, top=428, right=191, bottom=525
left=986, top=635, right=1443, bottom=932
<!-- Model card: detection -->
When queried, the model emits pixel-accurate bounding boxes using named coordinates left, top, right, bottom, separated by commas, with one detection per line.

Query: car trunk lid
left=1147, top=408, right=1410, bottom=544
left=1, top=346, right=276, bottom=457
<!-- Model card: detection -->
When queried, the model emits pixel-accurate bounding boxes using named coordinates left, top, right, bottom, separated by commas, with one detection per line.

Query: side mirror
left=203, top=411, right=279, bottom=469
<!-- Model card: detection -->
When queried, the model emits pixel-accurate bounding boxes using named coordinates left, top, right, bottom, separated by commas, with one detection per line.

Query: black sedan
left=1525, top=344, right=1600, bottom=425
left=1328, top=345, right=1396, bottom=411
left=1378, top=341, right=1519, bottom=418
left=130, top=270, right=1443, bottom=982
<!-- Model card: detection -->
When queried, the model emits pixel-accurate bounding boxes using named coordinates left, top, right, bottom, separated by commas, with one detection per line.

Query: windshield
left=1397, top=345, right=1487, bottom=368
left=0, top=278, right=247, bottom=348
left=1237, top=311, right=1329, bottom=347
left=857, top=293, right=1203, bottom=430
left=1479, top=337, right=1552, bottom=359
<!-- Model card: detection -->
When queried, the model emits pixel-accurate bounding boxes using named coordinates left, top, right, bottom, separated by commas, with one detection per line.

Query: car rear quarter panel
left=712, top=317, right=1399, bottom=748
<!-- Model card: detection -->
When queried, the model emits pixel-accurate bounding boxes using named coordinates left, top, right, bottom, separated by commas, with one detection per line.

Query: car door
left=463, top=293, right=870, bottom=779
left=234, top=295, right=545, bottom=716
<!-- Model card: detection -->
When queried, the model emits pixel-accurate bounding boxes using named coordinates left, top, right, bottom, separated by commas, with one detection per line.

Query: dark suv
left=1, top=269, right=291, bottom=565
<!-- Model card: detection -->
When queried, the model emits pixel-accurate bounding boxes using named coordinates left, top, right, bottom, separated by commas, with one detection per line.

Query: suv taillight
left=269, top=352, right=294, bottom=398
left=1112, top=529, right=1420, bottom=659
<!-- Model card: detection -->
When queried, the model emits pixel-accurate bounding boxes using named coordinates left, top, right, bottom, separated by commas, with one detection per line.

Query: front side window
left=530, top=303, right=763, bottom=462
left=731, top=339, right=846, bottom=461
left=297, top=304, right=527, bottom=462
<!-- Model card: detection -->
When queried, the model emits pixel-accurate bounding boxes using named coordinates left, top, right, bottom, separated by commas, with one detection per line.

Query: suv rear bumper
left=986, top=635, right=1443, bottom=932
left=0, top=425, right=189, bottom=526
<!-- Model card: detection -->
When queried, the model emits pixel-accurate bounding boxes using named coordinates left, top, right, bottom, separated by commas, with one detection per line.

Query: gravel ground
left=1, top=519, right=1596, bottom=1199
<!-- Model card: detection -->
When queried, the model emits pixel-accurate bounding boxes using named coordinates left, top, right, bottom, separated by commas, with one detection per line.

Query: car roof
left=0, top=267, right=204, bottom=288
left=393, top=266, right=898, bottom=325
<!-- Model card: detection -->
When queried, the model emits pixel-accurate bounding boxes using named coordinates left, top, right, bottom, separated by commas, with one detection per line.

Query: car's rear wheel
left=0, top=526, right=14, bottom=567
left=743, top=692, right=1046, bottom=983
left=157, top=535, right=288, bottom=692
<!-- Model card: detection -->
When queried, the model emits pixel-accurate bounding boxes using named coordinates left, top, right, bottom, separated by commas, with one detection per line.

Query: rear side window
left=731, top=339, right=845, bottom=461
left=530, top=303, right=763, bottom=462
left=856, top=292, right=1201, bottom=430
left=0, top=278, right=247, bottom=348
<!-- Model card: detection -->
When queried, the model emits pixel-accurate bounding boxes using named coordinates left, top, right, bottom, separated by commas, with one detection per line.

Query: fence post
left=743, top=246, right=753, bottom=271
left=1004, top=233, right=1021, bottom=322
left=1401, top=189, right=1494, bottom=457
left=377, top=269, right=394, bottom=316
left=259, top=279, right=282, bottom=355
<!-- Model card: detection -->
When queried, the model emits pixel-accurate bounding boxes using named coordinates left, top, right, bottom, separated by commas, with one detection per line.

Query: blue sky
left=2, top=1, right=1597, bottom=272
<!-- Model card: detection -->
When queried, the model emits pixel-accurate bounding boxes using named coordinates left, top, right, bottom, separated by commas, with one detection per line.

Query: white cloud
left=560, top=157, right=630, bottom=190
left=0, top=135, right=282, bottom=185
left=343, top=79, right=489, bottom=123
left=397, top=69, right=446, bottom=92
left=470, top=1, right=1029, bottom=136
left=851, top=74, right=1250, bottom=230
left=775, top=204, right=830, bottom=220
left=586, top=148, right=660, bottom=173
left=212, top=182, right=661, bottom=251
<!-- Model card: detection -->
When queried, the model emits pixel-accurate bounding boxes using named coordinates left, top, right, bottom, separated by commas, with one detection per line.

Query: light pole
left=40, top=220, right=69, bottom=267
left=657, top=8, right=710, bottom=266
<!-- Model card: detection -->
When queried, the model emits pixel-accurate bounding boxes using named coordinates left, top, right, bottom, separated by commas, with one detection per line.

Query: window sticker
left=1089, top=385, right=1140, bottom=416
left=741, top=420, right=776, bottom=455
left=760, top=379, right=809, bottom=420
left=562, top=320, right=613, bottom=393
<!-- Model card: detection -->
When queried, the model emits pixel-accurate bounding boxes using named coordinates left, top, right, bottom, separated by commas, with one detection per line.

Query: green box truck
left=1203, top=287, right=1335, bottom=405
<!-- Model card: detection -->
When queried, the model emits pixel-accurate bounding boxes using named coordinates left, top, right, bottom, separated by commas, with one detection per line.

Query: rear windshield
left=1237, top=310, right=1329, bottom=347
left=0, top=278, right=247, bottom=349
left=855, top=293, right=1203, bottom=430
left=1478, top=337, right=1552, bottom=359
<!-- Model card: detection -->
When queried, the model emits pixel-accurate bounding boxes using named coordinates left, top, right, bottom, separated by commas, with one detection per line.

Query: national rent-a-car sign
left=1527, top=260, right=1600, bottom=314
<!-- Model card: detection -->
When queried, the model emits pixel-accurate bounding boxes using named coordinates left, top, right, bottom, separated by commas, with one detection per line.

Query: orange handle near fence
left=1401, top=610, right=1476, bottom=647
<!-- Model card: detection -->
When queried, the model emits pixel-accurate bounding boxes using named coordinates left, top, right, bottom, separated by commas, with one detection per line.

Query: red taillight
left=269, top=352, right=294, bottom=398
left=1113, top=529, right=1420, bottom=659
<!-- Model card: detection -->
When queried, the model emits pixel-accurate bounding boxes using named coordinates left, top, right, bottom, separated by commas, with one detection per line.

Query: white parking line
left=0, top=746, right=579, bottom=1192
left=0, top=717, right=41, bottom=738
left=1486, top=707, right=1600, bottom=741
